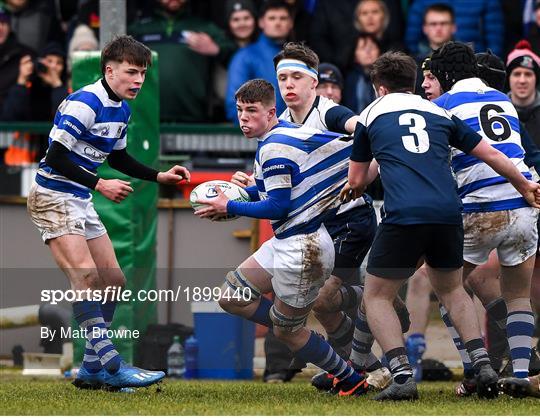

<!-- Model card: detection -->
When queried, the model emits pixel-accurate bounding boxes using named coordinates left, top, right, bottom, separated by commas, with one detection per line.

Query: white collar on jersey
left=450, top=77, right=490, bottom=94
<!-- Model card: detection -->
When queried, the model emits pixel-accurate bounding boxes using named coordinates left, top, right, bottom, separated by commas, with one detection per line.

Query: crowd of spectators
left=2, top=0, right=540, bottom=159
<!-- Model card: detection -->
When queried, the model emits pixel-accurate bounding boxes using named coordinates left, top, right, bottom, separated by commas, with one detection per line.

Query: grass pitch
left=0, top=374, right=538, bottom=415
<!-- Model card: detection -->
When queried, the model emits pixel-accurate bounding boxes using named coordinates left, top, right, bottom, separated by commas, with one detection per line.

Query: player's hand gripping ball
left=190, top=181, right=250, bottom=221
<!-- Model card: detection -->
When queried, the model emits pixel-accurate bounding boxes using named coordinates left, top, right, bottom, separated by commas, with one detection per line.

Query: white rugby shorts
left=253, top=224, right=335, bottom=308
left=463, top=206, right=539, bottom=266
left=27, top=182, right=107, bottom=243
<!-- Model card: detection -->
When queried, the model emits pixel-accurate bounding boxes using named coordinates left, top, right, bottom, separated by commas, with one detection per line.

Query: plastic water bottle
left=406, top=333, right=426, bottom=382
left=167, top=336, right=185, bottom=378
left=184, top=335, right=199, bottom=379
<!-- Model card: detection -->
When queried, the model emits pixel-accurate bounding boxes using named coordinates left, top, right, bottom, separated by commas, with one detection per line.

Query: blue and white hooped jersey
left=36, top=79, right=130, bottom=198
left=254, top=120, right=352, bottom=239
left=279, top=96, right=366, bottom=213
left=434, top=78, right=531, bottom=213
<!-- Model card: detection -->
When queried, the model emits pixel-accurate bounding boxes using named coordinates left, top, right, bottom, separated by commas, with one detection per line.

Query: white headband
left=276, top=59, right=318, bottom=80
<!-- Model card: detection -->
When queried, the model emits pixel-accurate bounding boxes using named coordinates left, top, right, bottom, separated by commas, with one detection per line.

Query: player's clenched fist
left=95, top=179, right=134, bottom=203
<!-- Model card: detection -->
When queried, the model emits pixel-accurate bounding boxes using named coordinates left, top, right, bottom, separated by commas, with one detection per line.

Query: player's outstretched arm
left=469, top=139, right=540, bottom=209
left=108, top=149, right=190, bottom=184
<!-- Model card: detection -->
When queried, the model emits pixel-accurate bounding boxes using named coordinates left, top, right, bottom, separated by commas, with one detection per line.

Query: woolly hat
left=318, top=63, right=344, bottom=89
left=506, top=40, right=540, bottom=84
left=68, top=25, right=98, bottom=57
left=225, top=0, right=257, bottom=21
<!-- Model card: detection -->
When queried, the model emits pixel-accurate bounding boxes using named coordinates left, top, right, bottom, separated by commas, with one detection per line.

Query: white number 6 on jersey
left=399, top=113, right=430, bottom=154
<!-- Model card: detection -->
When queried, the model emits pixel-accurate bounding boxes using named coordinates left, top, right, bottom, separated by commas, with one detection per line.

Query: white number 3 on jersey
left=399, top=113, right=430, bottom=154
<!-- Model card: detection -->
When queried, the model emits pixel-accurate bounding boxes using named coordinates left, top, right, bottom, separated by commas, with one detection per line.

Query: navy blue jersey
left=351, top=93, right=481, bottom=225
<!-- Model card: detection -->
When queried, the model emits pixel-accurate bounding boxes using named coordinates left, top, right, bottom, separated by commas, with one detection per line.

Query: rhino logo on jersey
left=116, top=126, right=123, bottom=138
left=84, top=146, right=106, bottom=161
left=101, top=126, right=110, bottom=137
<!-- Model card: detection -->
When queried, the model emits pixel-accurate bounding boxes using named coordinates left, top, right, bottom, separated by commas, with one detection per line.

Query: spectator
left=316, top=63, right=344, bottom=103
left=354, top=0, right=403, bottom=52
left=225, top=0, right=293, bottom=121
left=225, top=0, right=258, bottom=47
left=129, top=0, right=236, bottom=122
left=527, top=0, right=540, bottom=56
left=2, top=41, right=68, bottom=163
left=507, top=40, right=540, bottom=147
left=418, top=4, right=456, bottom=57
left=342, top=33, right=380, bottom=113
left=0, top=5, right=34, bottom=112
left=67, top=24, right=98, bottom=73
left=1, top=41, right=67, bottom=122
left=405, top=0, right=503, bottom=57
left=213, top=0, right=258, bottom=121
left=309, top=0, right=404, bottom=71
left=413, top=3, right=455, bottom=96
left=5, top=0, right=65, bottom=52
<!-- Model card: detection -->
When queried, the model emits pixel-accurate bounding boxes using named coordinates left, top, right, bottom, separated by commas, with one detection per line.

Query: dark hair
left=260, top=0, right=292, bottom=17
left=235, top=79, right=275, bottom=106
left=423, top=3, right=455, bottom=24
left=101, top=35, right=152, bottom=75
left=348, top=32, right=382, bottom=68
left=370, top=51, right=417, bottom=92
left=273, top=42, right=319, bottom=70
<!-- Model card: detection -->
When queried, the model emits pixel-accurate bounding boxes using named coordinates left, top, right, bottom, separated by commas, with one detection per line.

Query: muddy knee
left=79, top=270, right=100, bottom=290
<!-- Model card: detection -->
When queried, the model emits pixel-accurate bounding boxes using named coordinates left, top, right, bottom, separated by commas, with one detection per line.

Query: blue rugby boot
left=72, top=367, right=105, bottom=390
left=103, top=362, right=165, bottom=389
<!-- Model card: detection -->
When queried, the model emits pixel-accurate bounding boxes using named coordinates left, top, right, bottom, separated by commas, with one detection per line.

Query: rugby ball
left=190, top=180, right=251, bottom=221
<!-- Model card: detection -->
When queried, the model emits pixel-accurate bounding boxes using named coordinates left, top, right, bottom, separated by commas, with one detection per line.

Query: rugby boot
left=311, top=370, right=335, bottom=391
left=72, top=367, right=105, bottom=390
left=366, top=367, right=392, bottom=390
left=373, top=376, right=419, bottom=401
left=103, top=362, right=165, bottom=389
left=476, top=364, right=499, bottom=399
left=455, top=377, right=477, bottom=397
left=498, top=374, right=540, bottom=399
left=329, top=375, right=369, bottom=397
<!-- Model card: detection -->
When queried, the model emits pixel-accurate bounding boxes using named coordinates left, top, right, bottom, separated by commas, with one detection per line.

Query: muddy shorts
left=463, top=207, right=539, bottom=266
left=252, top=224, right=335, bottom=308
left=27, top=182, right=107, bottom=243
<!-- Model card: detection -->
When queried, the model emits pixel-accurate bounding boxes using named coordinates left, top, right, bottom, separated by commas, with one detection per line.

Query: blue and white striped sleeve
left=50, top=94, right=98, bottom=150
